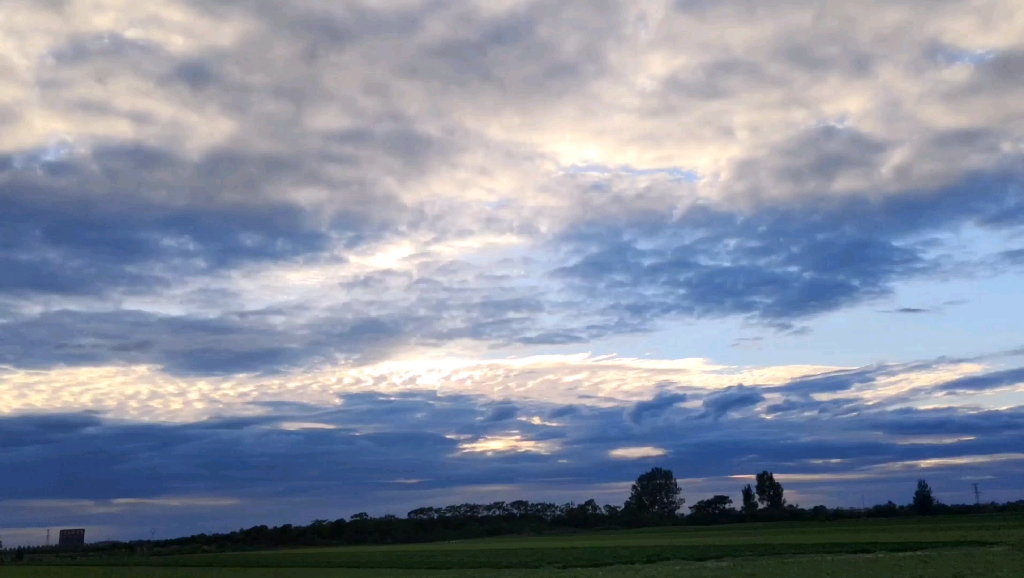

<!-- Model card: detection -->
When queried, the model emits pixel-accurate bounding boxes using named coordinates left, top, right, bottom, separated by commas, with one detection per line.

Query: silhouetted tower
left=972, top=483, right=981, bottom=505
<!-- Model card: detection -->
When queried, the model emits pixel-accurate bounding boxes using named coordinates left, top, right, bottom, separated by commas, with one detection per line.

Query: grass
left=4, top=548, right=1024, bottom=577
left=6, top=514, right=1024, bottom=577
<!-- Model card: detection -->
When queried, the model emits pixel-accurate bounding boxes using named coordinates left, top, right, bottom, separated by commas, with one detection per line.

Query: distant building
left=58, top=529, right=85, bottom=548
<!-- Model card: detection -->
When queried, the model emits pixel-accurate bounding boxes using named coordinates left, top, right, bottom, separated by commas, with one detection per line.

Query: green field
left=6, top=515, right=1024, bottom=577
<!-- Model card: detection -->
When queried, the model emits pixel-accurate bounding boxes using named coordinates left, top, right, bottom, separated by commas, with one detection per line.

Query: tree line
left=4, top=468, right=1022, bottom=561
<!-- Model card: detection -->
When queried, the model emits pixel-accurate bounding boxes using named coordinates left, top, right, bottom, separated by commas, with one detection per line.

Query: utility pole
left=972, top=483, right=981, bottom=505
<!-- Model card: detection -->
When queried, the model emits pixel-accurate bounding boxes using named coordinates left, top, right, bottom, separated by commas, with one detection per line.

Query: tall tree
left=624, top=467, right=684, bottom=518
left=913, top=479, right=935, bottom=514
left=741, top=483, right=759, bottom=514
left=755, top=471, right=786, bottom=509
left=689, top=495, right=734, bottom=517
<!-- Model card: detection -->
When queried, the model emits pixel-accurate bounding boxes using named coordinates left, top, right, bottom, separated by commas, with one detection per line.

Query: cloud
left=2, top=390, right=1022, bottom=532
left=934, top=367, right=1024, bottom=392
left=608, top=446, right=668, bottom=459
left=731, top=336, right=764, bottom=348
left=552, top=169, right=1024, bottom=331
left=626, top=391, right=688, bottom=424
left=0, top=364, right=1021, bottom=539
left=0, top=0, right=1021, bottom=378
left=0, top=310, right=315, bottom=375
left=2, top=0, right=1024, bottom=541
left=457, top=435, right=558, bottom=456
left=1004, top=249, right=1024, bottom=265
left=865, top=406, right=1024, bottom=437
left=483, top=403, right=519, bottom=422
left=700, top=385, right=765, bottom=419
left=780, top=366, right=887, bottom=396
left=1, top=0, right=1023, bottom=311
left=0, top=351, right=1000, bottom=423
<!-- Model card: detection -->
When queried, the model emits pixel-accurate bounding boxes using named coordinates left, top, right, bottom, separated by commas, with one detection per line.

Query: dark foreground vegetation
left=4, top=514, right=1024, bottom=578
left=4, top=548, right=1024, bottom=578
left=3, top=468, right=1023, bottom=562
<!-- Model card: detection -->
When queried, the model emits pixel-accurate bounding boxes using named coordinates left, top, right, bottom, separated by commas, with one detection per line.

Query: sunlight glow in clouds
left=609, top=447, right=669, bottom=460
left=458, top=435, right=559, bottom=456
left=0, top=355, right=1001, bottom=422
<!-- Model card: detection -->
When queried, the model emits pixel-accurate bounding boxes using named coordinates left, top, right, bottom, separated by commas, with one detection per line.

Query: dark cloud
left=867, top=407, right=1024, bottom=437
left=934, top=367, right=1024, bottom=392
left=963, top=50, right=1024, bottom=94
left=731, top=336, right=764, bottom=348
left=0, top=309, right=407, bottom=375
left=700, top=385, right=765, bottom=419
left=548, top=405, right=581, bottom=419
left=0, top=412, right=103, bottom=449
left=4, top=388, right=1024, bottom=539
left=3, top=157, right=1023, bottom=375
left=780, top=366, right=885, bottom=396
left=483, top=403, right=519, bottom=422
left=764, top=396, right=864, bottom=418
left=0, top=143, right=350, bottom=297
left=626, top=392, right=688, bottom=424
left=169, top=59, right=218, bottom=90
left=1003, top=248, right=1024, bottom=265
left=775, top=36, right=875, bottom=77
left=517, top=332, right=587, bottom=345
left=0, top=264, right=559, bottom=374
left=553, top=166, right=1024, bottom=329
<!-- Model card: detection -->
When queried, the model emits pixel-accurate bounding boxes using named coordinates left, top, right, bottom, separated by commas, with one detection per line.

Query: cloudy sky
left=2, top=0, right=1024, bottom=545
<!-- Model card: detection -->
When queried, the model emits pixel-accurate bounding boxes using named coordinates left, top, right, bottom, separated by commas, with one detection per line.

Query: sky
left=1, top=0, right=1024, bottom=546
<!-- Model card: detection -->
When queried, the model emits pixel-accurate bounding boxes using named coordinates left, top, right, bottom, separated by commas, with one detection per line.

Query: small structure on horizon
left=58, top=529, right=85, bottom=548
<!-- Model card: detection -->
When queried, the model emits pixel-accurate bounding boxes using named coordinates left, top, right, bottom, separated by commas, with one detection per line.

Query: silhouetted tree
left=350, top=512, right=370, bottom=521
left=913, top=479, right=935, bottom=514
left=624, top=467, right=684, bottom=518
left=755, top=471, right=786, bottom=509
left=741, top=484, right=759, bottom=514
left=689, top=495, right=734, bottom=517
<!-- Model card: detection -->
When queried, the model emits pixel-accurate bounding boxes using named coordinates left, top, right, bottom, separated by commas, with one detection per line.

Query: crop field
left=6, top=514, right=1024, bottom=577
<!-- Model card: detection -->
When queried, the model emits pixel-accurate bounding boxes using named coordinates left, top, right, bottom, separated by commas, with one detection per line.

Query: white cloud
left=457, top=434, right=557, bottom=456
left=875, top=452, right=1024, bottom=471
left=276, top=421, right=338, bottom=430
left=0, top=353, right=1000, bottom=422
left=1, top=0, right=1022, bottom=373
left=609, top=446, right=668, bottom=459
left=3, top=0, right=1022, bottom=218
left=727, top=452, right=1024, bottom=483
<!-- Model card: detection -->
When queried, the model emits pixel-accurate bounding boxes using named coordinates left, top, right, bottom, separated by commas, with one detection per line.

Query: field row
left=67, top=541, right=998, bottom=569
left=6, top=547, right=1024, bottom=578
